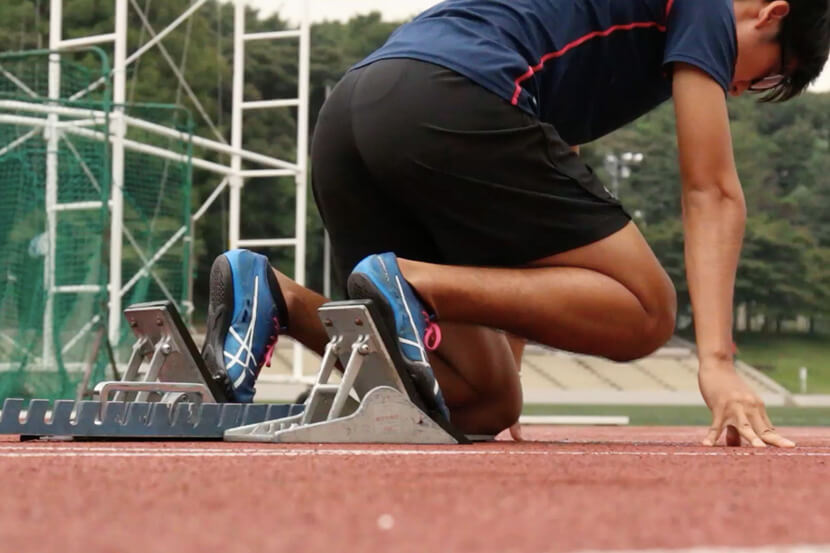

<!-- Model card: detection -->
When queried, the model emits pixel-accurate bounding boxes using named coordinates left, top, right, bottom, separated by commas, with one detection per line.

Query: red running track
left=1, top=426, right=829, bottom=553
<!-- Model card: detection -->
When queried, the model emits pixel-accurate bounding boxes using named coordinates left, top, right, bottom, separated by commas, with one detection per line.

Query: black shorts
left=311, top=59, right=630, bottom=285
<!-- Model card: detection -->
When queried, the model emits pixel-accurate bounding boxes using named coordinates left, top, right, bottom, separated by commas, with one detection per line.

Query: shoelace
left=422, top=311, right=442, bottom=352
left=263, top=316, right=280, bottom=367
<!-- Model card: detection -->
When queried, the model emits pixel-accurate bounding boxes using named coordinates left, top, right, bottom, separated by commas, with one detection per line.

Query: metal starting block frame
left=0, top=301, right=302, bottom=440
left=104, top=301, right=232, bottom=405
left=226, top=300, right=471, bottom=444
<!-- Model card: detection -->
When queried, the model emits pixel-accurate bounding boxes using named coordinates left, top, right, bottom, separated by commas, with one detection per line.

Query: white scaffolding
left=1, top=0, right=311, bottom=382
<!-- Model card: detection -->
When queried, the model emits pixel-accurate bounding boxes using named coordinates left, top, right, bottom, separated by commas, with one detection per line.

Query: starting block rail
left=0, top=398, right=302, bottom=440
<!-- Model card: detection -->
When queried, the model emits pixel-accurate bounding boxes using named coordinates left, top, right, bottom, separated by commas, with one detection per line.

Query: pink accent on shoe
left=263, top=316, right=280, bottom=367
left=423, top=311, right=442, bottom=352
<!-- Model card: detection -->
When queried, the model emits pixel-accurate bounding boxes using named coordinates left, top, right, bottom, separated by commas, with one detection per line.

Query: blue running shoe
left=347, top=252, right=451, bottom=421
left=202, top=249, right=288, bottom=403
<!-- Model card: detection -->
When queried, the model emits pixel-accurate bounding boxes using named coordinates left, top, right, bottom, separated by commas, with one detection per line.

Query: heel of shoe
left=202, top=255, right=234, bottom=381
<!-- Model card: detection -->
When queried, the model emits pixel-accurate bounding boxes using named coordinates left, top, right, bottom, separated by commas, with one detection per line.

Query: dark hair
left=761, top=0, right=830, bottom=101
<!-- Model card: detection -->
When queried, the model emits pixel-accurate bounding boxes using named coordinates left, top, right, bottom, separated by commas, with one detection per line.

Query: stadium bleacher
left=252, top=335, right=792, bottom=406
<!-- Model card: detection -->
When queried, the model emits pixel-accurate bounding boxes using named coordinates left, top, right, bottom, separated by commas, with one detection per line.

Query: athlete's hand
left=698, top=361, right=795, bottom=448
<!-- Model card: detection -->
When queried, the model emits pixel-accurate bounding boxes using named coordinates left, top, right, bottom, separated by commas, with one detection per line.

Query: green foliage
left=735, top=332, right=830, bottom=393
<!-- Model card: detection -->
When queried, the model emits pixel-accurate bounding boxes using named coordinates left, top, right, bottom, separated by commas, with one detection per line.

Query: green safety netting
left=0, top=49, right=192, bottom=401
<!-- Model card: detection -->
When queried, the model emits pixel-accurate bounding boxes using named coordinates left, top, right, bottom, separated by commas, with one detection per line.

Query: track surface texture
left=1, top=426, right=829, bottom=553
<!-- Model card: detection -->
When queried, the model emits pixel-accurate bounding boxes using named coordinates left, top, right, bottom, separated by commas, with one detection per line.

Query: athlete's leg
left=273, top=222, right=677, bottom=436
left=401, top=221, right=678, bottom=363
left=275, top=226, right=675, bottom=435
left=272, top=267, right=522, bottom=434
left=427, top=324, right=522, bottom=434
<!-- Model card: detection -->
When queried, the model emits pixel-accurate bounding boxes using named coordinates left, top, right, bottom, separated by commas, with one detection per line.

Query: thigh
left=529, top=221, right=677, bottom=323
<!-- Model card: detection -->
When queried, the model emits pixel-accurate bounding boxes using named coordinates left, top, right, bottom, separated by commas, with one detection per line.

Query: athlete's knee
left=611, top=277, right=677, bottom=362
left=642, top=304, right=676, bottom=355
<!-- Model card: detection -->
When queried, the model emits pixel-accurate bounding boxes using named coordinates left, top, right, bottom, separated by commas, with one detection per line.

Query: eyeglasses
left=748, top=73, right=789, bottom=92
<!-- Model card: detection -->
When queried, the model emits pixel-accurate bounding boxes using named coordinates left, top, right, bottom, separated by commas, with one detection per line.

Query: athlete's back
left=358, top=0, right=737, bottom=144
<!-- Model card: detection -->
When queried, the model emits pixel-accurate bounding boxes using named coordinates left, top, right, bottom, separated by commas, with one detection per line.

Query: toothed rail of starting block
left=0, top=398, right=304, bottom=439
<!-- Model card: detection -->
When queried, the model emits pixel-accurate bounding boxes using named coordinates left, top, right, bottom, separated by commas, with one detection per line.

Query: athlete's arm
left=671, top=63, right=794, bottom=448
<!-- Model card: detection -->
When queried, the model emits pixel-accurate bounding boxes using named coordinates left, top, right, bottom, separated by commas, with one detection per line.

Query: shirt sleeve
left=663, top=0, right=738, bottom=92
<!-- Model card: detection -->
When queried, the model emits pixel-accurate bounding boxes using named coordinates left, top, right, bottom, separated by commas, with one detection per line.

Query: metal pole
left=229, top=0, right=245, bottom=250
left=44, top=0, right=63, bottom=370
left=292, top=0, right=311, bottom=380
left=108, top=0, right=129, bottom=352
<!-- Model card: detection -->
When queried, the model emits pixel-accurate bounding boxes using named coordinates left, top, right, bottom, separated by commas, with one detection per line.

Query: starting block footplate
left=225, top=386, right=459, bottom=444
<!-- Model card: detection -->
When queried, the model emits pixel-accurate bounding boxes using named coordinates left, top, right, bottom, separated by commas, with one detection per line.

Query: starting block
left=226, top=300, right=471, bottom=444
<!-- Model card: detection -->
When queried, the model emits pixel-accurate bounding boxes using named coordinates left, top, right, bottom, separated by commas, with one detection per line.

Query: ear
left=757, top=0, right=790, bottom=29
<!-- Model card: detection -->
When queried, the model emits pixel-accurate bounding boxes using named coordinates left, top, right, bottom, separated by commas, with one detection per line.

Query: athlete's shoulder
left=664, top=0, right=738, bottom=92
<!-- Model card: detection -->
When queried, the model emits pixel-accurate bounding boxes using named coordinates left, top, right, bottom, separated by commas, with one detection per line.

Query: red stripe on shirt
left=510, top=21, right=667, bottom=106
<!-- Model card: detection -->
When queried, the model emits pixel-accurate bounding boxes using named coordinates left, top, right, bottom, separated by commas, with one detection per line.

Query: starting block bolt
left=129, top=319, right=137, bottom=327
left=355, top=318, right=363, bottom=326
left=160, top=343, right=172, bottom=355
left=156, top=317, right=163, bottom=326
left=324, top=319, right=333, bottom=327
left=358, top=344, right=370, bottom=355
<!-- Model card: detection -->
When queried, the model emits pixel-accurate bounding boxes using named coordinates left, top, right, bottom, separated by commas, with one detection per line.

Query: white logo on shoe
left=395, top=274, right=427, bottom=364
left=224, top=275, right=260, bottom=389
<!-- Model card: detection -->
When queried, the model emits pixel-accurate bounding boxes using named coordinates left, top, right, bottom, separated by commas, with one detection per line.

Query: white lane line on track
left=1, top=446, right=830, bottom=458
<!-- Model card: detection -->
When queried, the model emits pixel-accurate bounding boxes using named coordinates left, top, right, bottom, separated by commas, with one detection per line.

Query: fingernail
left=702, top=440, right=713, bottom=446
left=753, top=440, right=766, bottom=448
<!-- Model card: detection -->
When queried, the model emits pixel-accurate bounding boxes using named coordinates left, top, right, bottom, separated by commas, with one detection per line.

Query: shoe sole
left=347, top=273, right=468, bottom=443
left=202, top=254, right=235, bottom=395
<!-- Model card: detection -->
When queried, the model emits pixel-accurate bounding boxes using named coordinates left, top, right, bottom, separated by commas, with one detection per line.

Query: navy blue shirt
left=356, top=0, right=737, bottom=145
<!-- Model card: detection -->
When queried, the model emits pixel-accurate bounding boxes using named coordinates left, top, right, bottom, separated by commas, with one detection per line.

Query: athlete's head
left=730, top=0, right=829, bottom=100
